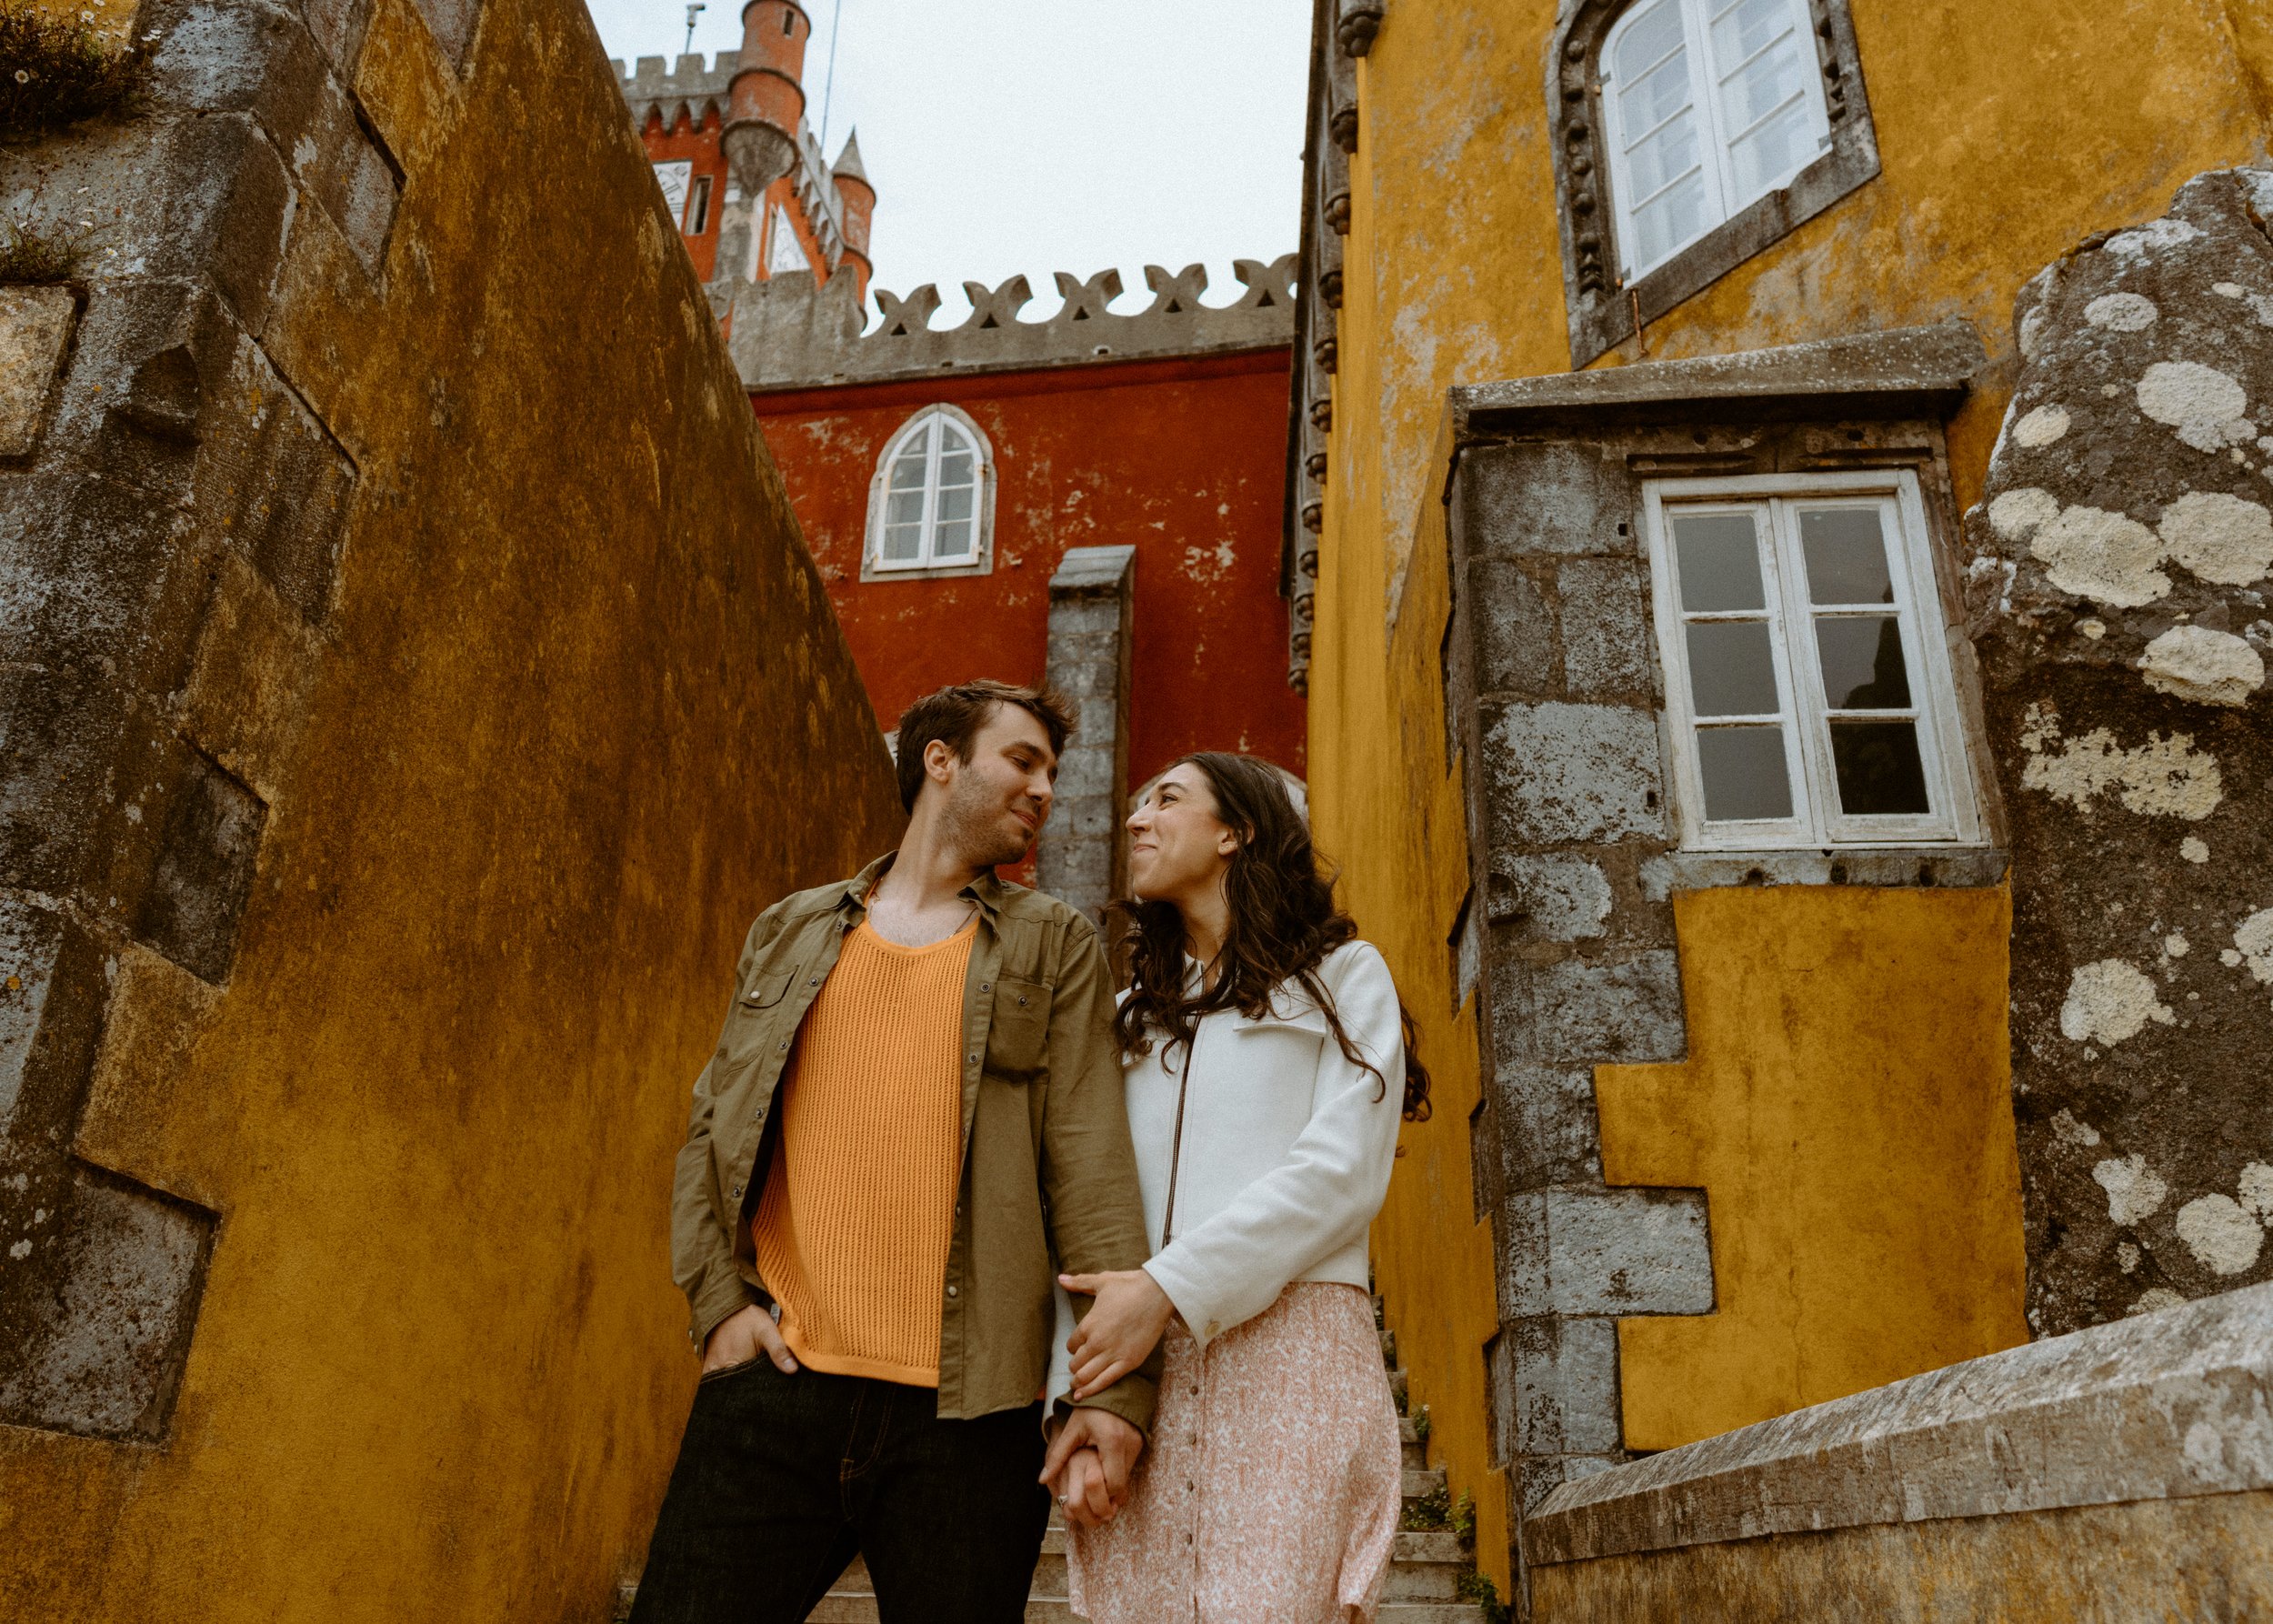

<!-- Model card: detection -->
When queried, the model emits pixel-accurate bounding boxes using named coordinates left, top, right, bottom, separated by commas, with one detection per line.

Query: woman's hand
left=1058, top=1268, right=1176, bottom=1400
left=1046, top=1445, right=1116, bottom=1528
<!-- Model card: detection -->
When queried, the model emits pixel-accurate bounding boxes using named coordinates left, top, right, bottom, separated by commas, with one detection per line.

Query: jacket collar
left=836, top=851, right=1006, bottom=921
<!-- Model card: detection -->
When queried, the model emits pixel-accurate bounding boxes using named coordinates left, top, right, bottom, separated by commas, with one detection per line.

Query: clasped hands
left=1037, top=1268, right=1177, bottom=1528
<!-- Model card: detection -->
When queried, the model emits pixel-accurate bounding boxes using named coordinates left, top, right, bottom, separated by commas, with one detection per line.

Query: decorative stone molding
left=1036, top=547, right=1136, bottom=924
left=1337, top=0, right=1384, bottom=56
left=722, top=256, right=1296, bottom=392
left=1547, top=0, right=1880, bottom=370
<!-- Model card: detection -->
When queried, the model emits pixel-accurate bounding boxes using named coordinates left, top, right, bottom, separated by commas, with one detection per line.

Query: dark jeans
left=628, top=1358, right=1050, bottom=1624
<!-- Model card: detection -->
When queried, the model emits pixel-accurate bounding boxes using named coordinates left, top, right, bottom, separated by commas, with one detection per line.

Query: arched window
left=864, top=406, right=995, bottom=578
left=1600, top=0, right=1830, bottom=280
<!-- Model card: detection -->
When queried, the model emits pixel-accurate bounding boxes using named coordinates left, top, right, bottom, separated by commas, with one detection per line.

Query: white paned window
left=1644, top=472, right=1982, bottom=850
left=766, top=204, right=807, bottom=276
left=866, top=406, right=992, bottom=575
left=1599, top=0, right=1831, bottom=280
left=650, top=160, right=693, bottom=229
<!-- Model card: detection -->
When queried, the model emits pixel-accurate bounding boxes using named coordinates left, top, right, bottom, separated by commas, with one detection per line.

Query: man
left=631, top=679, right=1156, bottom=1624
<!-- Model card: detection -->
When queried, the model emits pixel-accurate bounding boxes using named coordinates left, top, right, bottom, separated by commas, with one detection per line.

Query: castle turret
left=722, top=0, right=807, bottom=198
left=831, top=131, right=875, bottom=302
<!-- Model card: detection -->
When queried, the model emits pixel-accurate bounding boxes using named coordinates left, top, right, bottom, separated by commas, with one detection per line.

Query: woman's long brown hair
left=1108, top=752, right=1433, bottom=1121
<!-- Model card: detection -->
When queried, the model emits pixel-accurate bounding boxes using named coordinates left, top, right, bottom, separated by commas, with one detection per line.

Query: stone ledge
left=1526, top=1280, right=2273, bottom=1567
left=1449, top=320, right=1986, bottom=440
left=1659, top=847, right=2010, bottom=891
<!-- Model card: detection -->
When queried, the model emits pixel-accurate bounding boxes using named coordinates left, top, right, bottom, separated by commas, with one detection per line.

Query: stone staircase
left=618, top=1320, right=1497, bottom=1622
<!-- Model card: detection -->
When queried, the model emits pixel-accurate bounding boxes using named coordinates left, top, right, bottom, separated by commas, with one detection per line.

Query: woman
left=1041, top=752, right=1432, bottom=1624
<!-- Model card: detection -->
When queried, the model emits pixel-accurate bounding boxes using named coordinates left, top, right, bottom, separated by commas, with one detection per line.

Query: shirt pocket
left=985, top=977, right=1050, bottom=1082
left=721, top=966, right=797, bottom=1072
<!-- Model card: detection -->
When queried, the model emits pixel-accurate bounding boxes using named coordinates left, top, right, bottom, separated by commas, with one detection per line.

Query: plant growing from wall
left=0, top=215, right=96, bottom=280
left=0, top=4, right=139, bottom=140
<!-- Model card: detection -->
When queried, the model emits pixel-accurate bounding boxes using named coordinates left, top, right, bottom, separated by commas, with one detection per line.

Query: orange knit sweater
left=750, top=918, right=973, bottom=1387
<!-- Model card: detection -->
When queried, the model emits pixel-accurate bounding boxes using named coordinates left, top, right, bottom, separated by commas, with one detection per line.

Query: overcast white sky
left=586, top=0, right=1312, bottom=326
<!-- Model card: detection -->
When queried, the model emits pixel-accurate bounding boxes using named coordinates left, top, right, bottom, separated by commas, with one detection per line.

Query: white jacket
left=1048, top=941, right=1406, bottom=1404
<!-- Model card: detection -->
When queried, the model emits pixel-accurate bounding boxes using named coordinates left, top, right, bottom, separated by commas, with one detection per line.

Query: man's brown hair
left=893, top=680, right=1076, bottom=812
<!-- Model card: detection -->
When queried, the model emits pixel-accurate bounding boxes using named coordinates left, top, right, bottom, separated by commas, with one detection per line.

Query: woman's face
left=1126, top=762, right=1238, bottom=909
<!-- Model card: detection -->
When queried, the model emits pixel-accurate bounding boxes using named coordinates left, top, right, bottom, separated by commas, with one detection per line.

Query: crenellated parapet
left=723, top=256, right=1297, bottom=391
left=615, top=52, right=733, bottom=135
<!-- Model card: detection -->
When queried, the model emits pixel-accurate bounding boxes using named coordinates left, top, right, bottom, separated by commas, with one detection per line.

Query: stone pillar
left=1037, top=546, right=1136, bottom=922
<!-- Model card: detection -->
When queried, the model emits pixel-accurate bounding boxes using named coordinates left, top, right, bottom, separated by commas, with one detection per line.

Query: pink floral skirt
left=1067, top=1282, right=1403, bottom=1624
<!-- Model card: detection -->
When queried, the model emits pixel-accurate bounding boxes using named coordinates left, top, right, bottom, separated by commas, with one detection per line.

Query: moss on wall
left=0, top=0, right=900, bottom=1610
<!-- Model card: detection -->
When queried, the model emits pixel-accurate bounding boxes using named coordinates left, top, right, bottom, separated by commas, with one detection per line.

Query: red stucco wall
left=752, top=348, right=1306, bottom=789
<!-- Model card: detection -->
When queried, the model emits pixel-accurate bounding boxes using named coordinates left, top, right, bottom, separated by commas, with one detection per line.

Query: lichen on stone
left=2017, top=703, right=2223, bottom=819
left=2091, top=1152, right=2169, bottom=1224
left=2156, top=490, right=2273, bottom=586
left=2138, top=625, right=2265, bottom=706
left=2028, top=505, right=2170, bottom=606
left=2059, top=959, right=2176, bottom=1047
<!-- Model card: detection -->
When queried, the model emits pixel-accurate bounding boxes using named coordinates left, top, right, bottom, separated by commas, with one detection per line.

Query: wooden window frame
left=1643, top=469, right=1985, bottom=851
left=861, top=405, right=997, bottom=583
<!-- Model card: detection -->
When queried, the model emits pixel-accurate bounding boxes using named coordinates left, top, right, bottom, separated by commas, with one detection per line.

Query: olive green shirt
left=671, top=855, right=1158, bottom=1434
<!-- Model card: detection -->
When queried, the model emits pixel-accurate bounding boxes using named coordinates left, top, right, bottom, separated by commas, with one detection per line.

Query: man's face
left=933, top=705, right=1058, bottom=868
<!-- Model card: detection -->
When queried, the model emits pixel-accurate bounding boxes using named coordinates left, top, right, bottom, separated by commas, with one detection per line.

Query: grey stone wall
left=1964, top=168, right=2273, bottom=1338
left=1036, top=546, right=1135, bottom=924
left=1442, top=325, right=1989, bottom=1522
left=0, top=0, right=403, bottom=1439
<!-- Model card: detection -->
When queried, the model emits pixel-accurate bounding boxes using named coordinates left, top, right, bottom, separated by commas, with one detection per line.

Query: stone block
left=1527, top=951, right=1687, bottom=1064
left=0, top=1166, right=212, bottom=1441
left=1488, top=851, right=1611, bottom=939
left=1482, top=701, right=1665, bottom=847
left=1494, top=1060, right=1603, bottom=1189
left=160, top=115, right=295, bottom=335
left=411, top=0, right=482, bottom=69
left=0, top=288, right=78, bottom=458
left=134, top=751, right=267, bottom=985
left=1498, top=1183, right=1714, bottom=1318
left=75, top=945, right=225, bottom=1208
left=198, top=341, right=356, bottom=621
left=1470, top=556, right=1557, bottom=696
left=1557, top=556, right=1655, bottom=697
left=1458, top=441, right=1637, bottom=558
left=1543, top=1187, right=1714, bottom=1316
left=1507, top=1315, right=1623, bottom=1456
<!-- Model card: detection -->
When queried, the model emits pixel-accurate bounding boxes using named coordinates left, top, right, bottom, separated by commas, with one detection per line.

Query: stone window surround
left=1548, top=0, right=1881, bottom=370
left=859, top=402, right=997, bottom=583
left=1438, top=320, right=2005, bottom=1512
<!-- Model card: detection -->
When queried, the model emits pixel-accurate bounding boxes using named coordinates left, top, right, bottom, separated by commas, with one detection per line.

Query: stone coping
left=1449, top=320, right=1987, bottom=439
left=1526, top=1281, right=2273, bottom=1566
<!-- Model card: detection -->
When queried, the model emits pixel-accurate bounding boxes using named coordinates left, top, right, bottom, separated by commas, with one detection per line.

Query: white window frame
left=686, top=174, right=712, bottom=236
left=862, top=405, right=996, bottom=581
left=1643, top=470, right=1984, bottom=852
left=1598, top=0, right=1833, bottom=282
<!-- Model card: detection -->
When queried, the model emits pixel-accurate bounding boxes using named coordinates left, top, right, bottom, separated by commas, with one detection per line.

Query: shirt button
left=730, top=1184, right=744, bottom=1198
left=967, top=1054, right=978, bottom=1065
left=980, top=982, right=990, bottom=992
left=946, top=1285, right=959, bottom=1298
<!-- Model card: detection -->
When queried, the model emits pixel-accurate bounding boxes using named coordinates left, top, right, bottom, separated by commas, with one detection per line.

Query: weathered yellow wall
left=1318, top=0, right=2273, bottom=1571
left=1598, top=887, right=2029, bottom=1450
left=1530, top=1488, right=2273, bottom=1622
left=1356, top=479, right=1511, bottom=1597
left=0, top=0, right=902, bottom=1614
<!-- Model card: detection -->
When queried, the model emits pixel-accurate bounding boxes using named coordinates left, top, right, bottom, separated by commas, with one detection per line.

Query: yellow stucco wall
left=1318, top=0, right=2273, bottom=1573
left=0, top=0, right=903, bottom=1613
left=1599, top=887, right=2029, bottom=1450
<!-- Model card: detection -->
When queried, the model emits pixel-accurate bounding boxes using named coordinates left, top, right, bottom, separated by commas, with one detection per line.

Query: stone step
left=1402, top=1466, right=1446, bottom=1502
left=812, top=1601, right=1489, bottom=1624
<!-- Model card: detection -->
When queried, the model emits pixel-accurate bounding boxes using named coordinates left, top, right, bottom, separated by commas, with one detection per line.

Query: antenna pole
left=682, top=1, right=705, bottom=57
left=817, top=0, right=843, bottom=150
